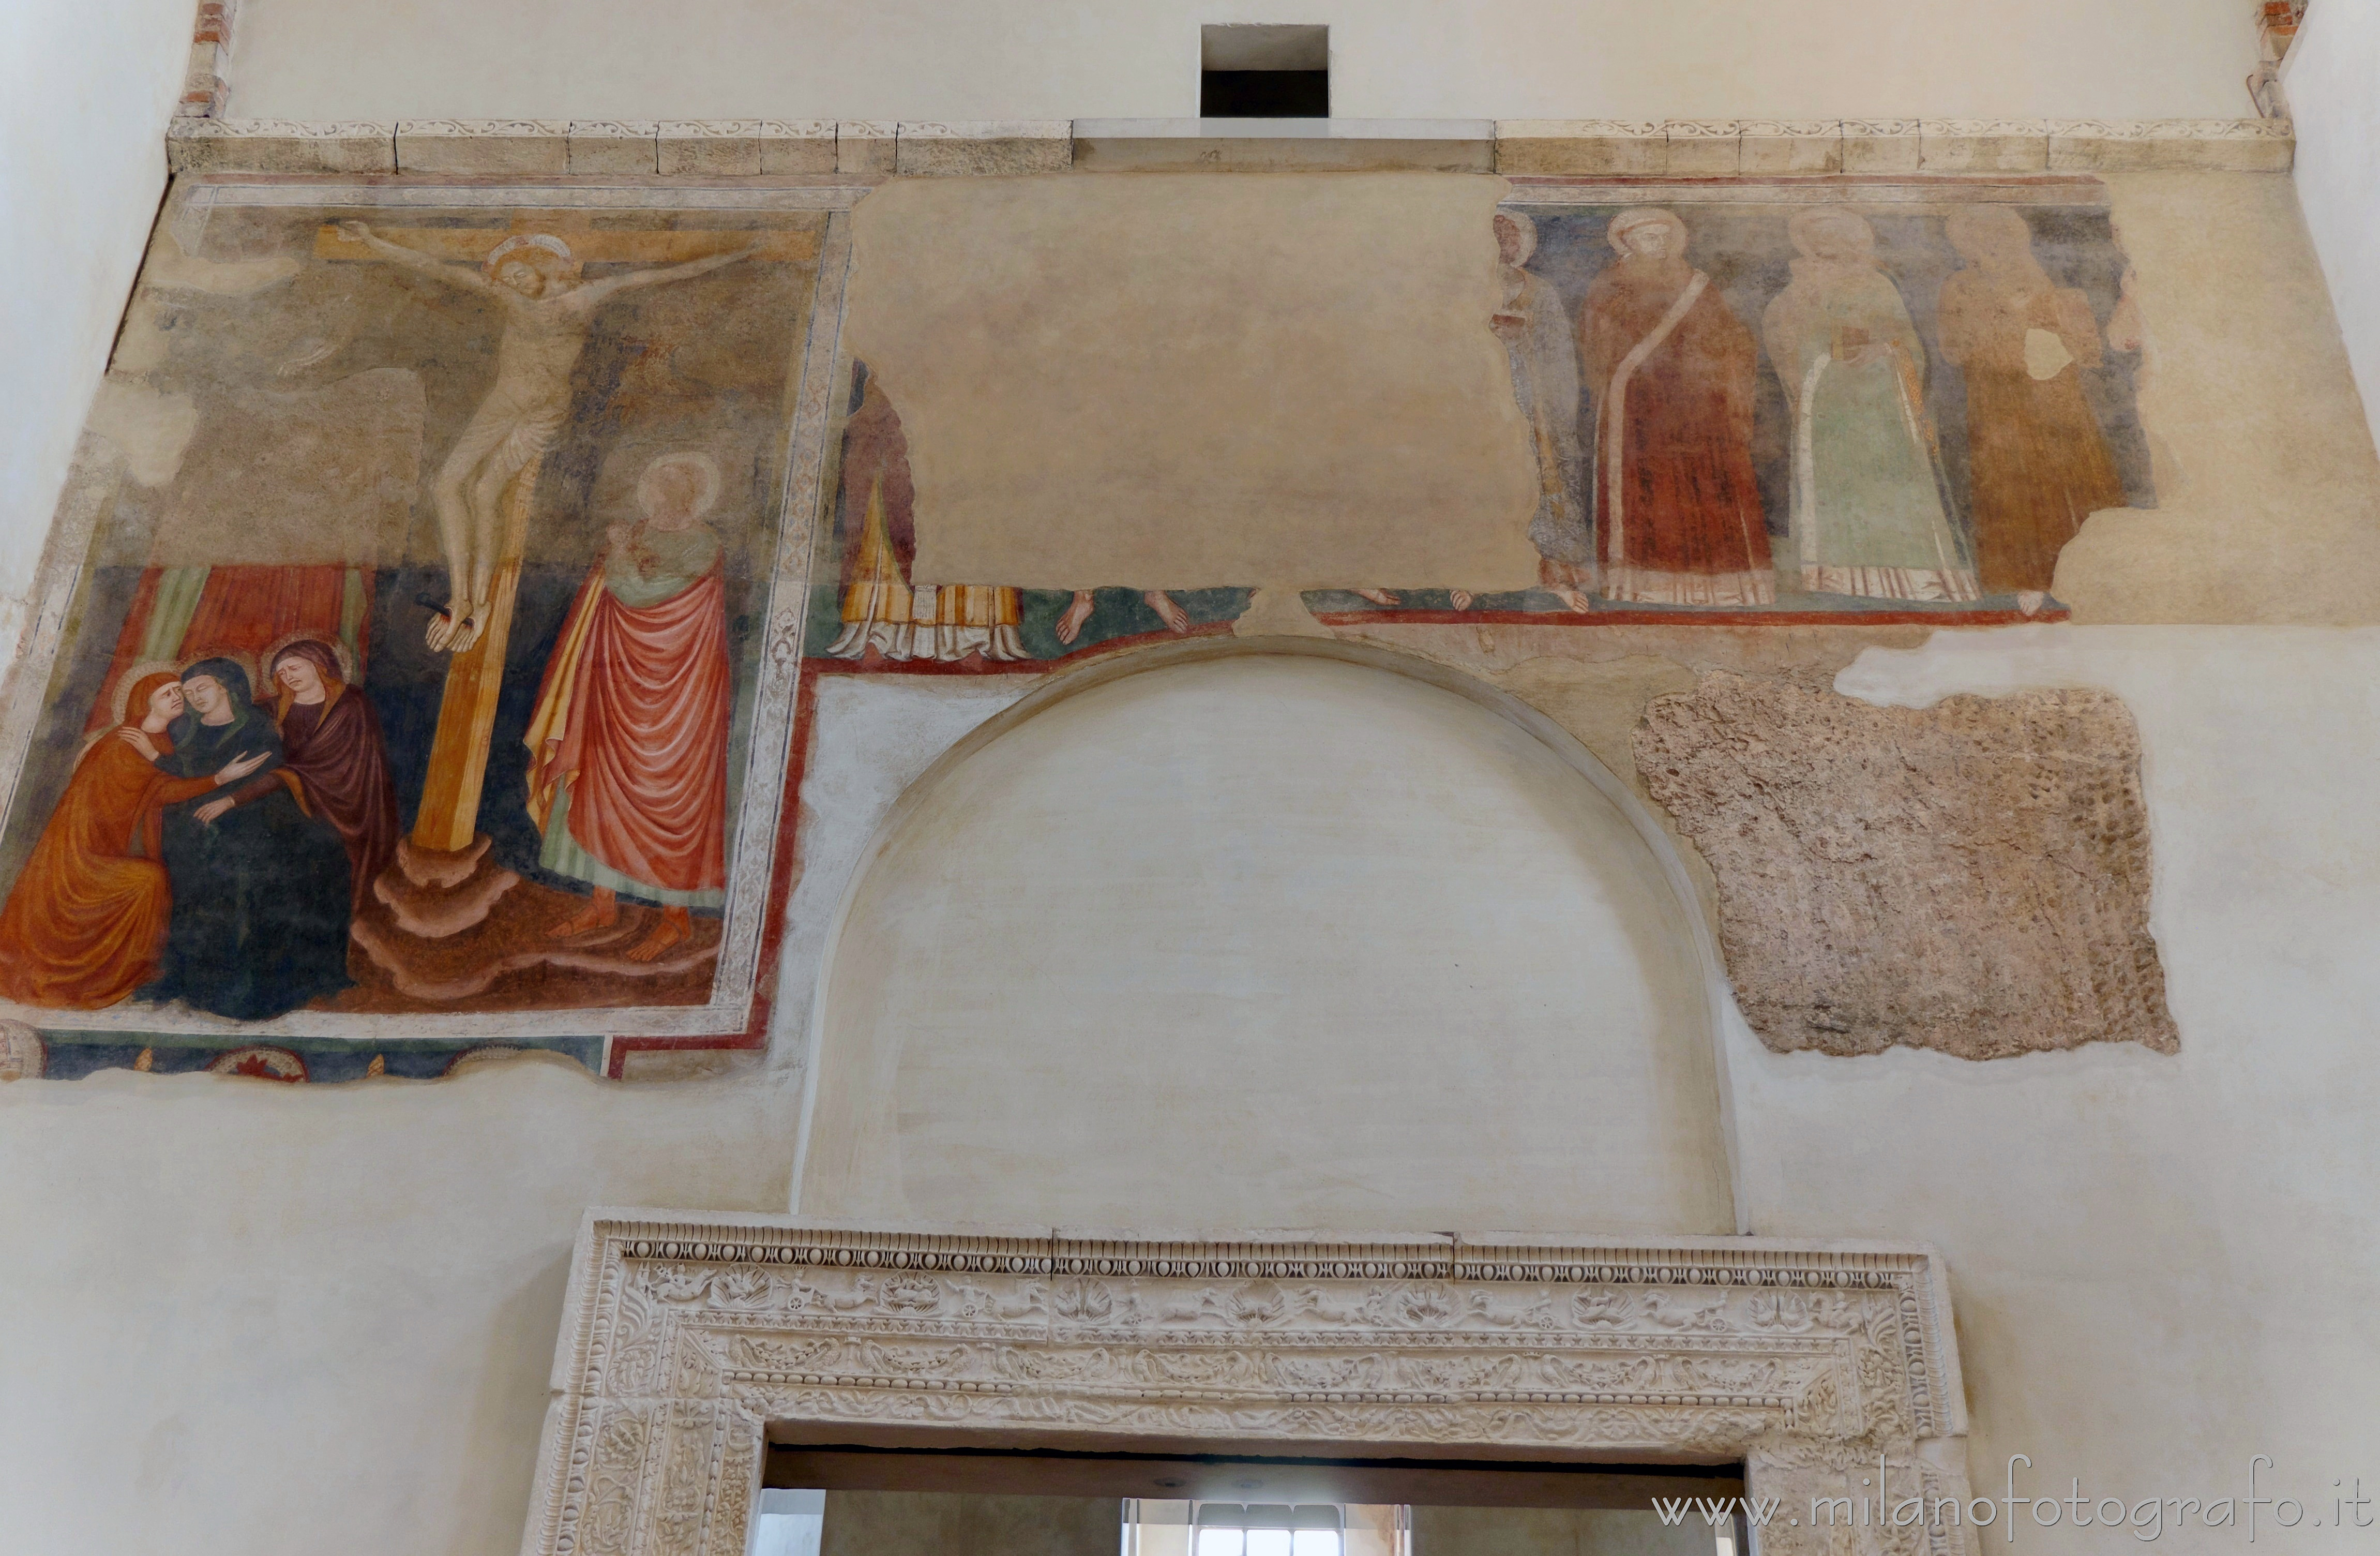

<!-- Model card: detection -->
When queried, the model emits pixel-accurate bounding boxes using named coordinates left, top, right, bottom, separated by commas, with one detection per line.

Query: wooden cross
left=313, top=221, right=815, bottom=857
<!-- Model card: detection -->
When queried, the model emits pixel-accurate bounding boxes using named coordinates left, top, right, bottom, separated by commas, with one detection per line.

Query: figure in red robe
left=263, top=638, right=400, bottom=913
left=1580, top=207, right=1776, bottom=607
left=524, top=451, right=733, bottom=962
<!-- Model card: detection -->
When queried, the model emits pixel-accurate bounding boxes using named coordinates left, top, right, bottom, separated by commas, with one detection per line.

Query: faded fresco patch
left=0, top=171, right=2216, bottom=1081
left=810, top=179, right=2153, bottom=666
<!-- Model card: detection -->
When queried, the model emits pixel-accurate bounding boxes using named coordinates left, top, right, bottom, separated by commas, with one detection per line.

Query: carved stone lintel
left=520, top=1219, right=1968, bottom=1556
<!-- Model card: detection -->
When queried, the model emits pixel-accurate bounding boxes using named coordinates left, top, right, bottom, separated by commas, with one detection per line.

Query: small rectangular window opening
left=1201, top=24, right=1329, bottom=118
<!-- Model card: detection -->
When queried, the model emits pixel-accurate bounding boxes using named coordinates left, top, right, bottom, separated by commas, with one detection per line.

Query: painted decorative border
left=166, top=116, right=2296, bottom=178
left=0, top=179, right=866, bottom=1061
left=519, top=1217, right=1981, bottom=1556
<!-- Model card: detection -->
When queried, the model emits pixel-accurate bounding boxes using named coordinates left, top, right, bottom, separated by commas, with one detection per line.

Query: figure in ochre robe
left=1938, top=206, right=2127, bottom=609
left=1580, top=207, right=1775, bottom=607
left=0, top=671, right=260, bottom=1008
left=264, top=639, right=399, bottom=914
left=526, top=451, right=733, bottom=963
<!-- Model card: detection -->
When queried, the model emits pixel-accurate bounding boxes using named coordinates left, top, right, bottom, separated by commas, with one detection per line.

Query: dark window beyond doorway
left=1201, top=24, right=1329, bottom=117
left=753, top=1442, right=1748, bottom=1554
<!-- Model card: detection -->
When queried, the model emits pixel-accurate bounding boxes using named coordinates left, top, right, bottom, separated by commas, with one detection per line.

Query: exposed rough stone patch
left=1634, top=672, right=2177, bottom=1060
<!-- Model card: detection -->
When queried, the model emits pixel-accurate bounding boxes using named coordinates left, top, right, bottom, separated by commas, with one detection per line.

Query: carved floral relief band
left=521, top=1218, right=1981, bottom=1556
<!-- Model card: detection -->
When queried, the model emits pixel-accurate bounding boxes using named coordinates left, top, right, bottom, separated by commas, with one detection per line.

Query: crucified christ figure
left=338, top=223, right=759, bottom=652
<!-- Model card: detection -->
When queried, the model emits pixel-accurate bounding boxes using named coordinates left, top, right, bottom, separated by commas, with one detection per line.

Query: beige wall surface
left=2, top=631, right=2378, bottom=1554
left=843, top=168, right=2380, bottom=624
left=1749, top=626, right=2380, bottom=1553
left=850, top=174, right=1539, bottom=593
left=797, top=652, right=1733, bottom=1234
left=2283, top=3, right=2380, bottom=461
left=224, top=0, right=2256, bottom=123
left=2057, top=173, right=2380, bottom=622
left=0, top=1060, right=805, bottom=1556
left=4, top=5, right=2377, bottom=1551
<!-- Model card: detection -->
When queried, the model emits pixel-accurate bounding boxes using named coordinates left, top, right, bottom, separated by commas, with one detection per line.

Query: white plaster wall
left=0, top=0, right=195, bottom=670
left=0, top=1060, right=807, bottom=1556
left=2283, top=3, right=2380, bottom=461
left=227, top=0, right=2256, bottom=124
left=1745, top=625, right=2380, bottom=1552
left=796, top=653, right=1733, bottom=1235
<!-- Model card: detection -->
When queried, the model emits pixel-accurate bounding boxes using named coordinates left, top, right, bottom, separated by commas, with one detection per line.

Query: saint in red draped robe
left=523, top=526, right=732, bottom=906
left=1580, top=244, right=1775, bottom=607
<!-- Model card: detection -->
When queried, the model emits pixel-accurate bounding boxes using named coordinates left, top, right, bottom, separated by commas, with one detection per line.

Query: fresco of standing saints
left=1761, top=210, right=1980, bottom=603
left=336, top=222, right=757, bottom=653
left=525, top=452, right=734, bottom=963
left=0, top=671, right=260, bottom=1007
left=1938, top=207, right=2127, bottom=611
left=1580, top=208, right=1774, bottom=607
left=1491, top=212, right=1594, bottom=612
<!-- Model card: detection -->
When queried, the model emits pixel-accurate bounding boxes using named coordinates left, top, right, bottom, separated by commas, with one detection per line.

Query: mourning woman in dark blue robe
left=138, top=658, right=354, bottom=1019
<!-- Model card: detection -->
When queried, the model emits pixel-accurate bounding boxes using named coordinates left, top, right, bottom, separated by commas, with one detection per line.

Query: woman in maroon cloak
left=263, top=638, right=399, bottom=912
left=1579, top=207, right=1775, bottom=606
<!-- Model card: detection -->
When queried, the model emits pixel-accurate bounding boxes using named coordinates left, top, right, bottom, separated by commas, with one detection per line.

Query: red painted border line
left=1312, top=607, right=2067, bottom=628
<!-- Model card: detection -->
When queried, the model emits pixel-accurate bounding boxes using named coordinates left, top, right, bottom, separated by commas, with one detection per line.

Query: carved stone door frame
left=520, top=1216, right=1982, bottom=1556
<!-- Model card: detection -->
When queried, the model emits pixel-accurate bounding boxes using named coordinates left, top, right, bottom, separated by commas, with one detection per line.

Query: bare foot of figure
left=1144, top=591, right=1192, bottom=633
left=627, top=906, right=691, bottom=963
left=427, top=602, right=488, bottom=653
left=1449, top=590, right=1476, bottom=610
left=2017, top=590, right=2047, bottom=618
left=1055, top=590, right=1096, bottom=645
left=1539, top=560, right=1598, bottom=616
left=1355, top=589, right=1400, bottom=606
left=548, top=887, right=620, bottom=938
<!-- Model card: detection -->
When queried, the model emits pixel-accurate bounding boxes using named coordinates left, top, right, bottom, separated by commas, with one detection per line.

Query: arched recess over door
left=794, top=640, right=1741, bottom=1236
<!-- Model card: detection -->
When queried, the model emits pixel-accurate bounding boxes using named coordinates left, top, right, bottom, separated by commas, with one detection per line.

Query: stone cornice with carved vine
left=518, top=1217, right=1980, bottom=1556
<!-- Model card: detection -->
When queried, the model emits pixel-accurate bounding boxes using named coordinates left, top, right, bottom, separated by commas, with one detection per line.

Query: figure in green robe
left=1762, top=210, right=1979, bottom=603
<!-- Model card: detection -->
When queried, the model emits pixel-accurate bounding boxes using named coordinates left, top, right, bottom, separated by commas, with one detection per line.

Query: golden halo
left=636, top=450, right=724, bottom=523
left=1607, top=206, right=1688, bottom=258
left=263, top=630, right=355, bottom=687
left=483, top=233, right=581, bottom=282
left=108, top=658, right=186, bottom=727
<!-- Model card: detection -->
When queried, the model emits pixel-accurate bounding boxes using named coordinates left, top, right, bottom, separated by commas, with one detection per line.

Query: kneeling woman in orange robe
left=0, top=670, right=266, bottom=1007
